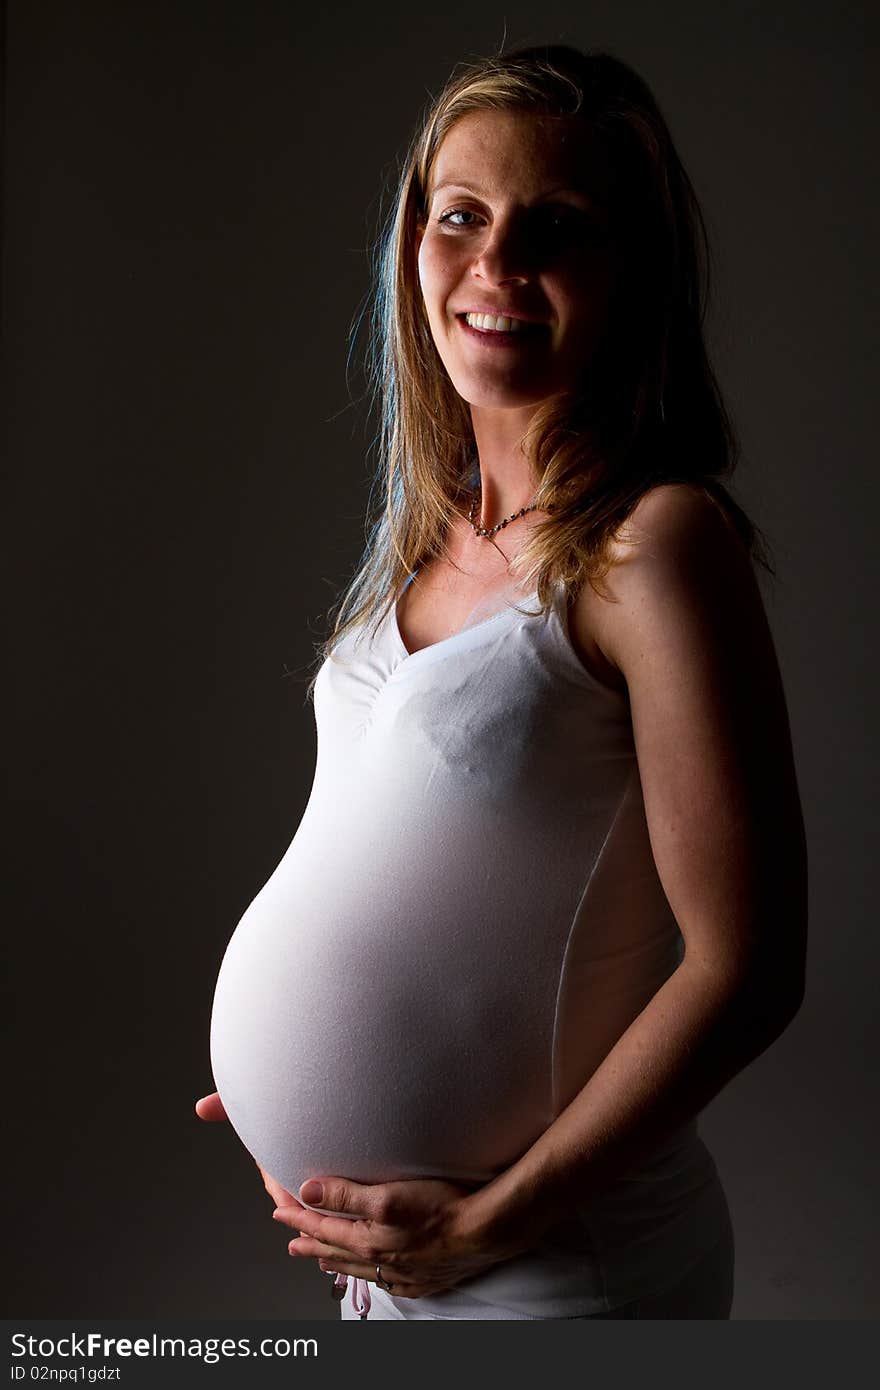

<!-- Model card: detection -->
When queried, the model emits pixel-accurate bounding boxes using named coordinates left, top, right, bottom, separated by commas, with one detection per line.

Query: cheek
left=416, top=240, right=431, bottom=304
left=417, top=249, right=454, bottom=352
left=417, top=235, right=459, bottom=311
left=559, top=263, right=617, bottom=338
left=414, top=245, right=448, bottom=360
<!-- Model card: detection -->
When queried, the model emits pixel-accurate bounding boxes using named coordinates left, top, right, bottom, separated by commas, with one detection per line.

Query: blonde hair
left=309, top=43, right=773, bottom=690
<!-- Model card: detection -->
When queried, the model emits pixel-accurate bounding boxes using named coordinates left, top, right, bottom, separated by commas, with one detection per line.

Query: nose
left=471, top=215, right=534, bottom=286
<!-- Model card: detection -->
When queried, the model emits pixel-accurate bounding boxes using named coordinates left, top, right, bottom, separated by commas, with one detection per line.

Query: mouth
left=457, top=312, right=549, bottom=346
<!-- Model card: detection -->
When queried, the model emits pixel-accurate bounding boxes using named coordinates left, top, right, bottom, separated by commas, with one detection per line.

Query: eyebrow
left=429, top=179, right=605, bottom=207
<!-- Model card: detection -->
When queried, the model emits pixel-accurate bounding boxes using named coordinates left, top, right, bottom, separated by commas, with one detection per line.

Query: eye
left=437, top=208, right=482, bottom=229
left=541, top=207, right=590, bottom=233
left=530, top=207, right=610, bottom=253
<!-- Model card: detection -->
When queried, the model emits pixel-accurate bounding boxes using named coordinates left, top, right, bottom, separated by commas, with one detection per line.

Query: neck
left=468, top=403, right=539, bottom=523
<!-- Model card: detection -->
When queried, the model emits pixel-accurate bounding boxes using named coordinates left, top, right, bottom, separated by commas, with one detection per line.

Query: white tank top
left=209, top=576, right=729, bottom=1317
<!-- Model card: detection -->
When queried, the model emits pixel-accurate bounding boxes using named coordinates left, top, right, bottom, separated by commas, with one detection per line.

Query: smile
left=457, top=313, right=548, bottom=348
left=465, top=312, right=533, bottom=334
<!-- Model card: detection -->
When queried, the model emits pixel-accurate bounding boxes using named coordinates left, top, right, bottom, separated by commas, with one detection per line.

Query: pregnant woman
left=196, top=43, right=807, bottom=1320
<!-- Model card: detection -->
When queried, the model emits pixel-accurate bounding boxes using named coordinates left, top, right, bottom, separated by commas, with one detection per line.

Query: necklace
left=467, top=492, right=539, bottom=540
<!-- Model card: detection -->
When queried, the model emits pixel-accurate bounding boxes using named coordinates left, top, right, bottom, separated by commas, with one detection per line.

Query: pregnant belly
left=209, top=828, right=559, bottom=1198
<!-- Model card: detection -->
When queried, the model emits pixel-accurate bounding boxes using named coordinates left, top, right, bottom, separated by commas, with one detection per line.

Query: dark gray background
left=2, top=0, right=876, bottom=1320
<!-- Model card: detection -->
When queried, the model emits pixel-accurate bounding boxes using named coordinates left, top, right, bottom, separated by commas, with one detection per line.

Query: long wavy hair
left=310, top=42, right=773, bottom=685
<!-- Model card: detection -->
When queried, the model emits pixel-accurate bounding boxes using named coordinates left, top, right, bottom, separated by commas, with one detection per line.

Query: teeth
left=465, top=312, right=530, bottom=333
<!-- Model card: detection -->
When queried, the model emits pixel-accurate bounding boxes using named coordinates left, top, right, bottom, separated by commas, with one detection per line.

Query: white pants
left=340, top=1210, right=735, bottom=1320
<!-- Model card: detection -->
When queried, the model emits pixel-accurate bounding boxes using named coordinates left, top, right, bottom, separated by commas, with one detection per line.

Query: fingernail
left=300, top=1180, right=323, bottom=1203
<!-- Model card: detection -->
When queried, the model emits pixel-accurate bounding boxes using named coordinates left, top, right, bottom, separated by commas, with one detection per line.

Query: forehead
left=427, top=108, right=614, bottom=206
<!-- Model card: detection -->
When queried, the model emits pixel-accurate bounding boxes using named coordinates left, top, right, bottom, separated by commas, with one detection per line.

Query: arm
left=464, top=483, right=808, bottom=1248
left=273, top=484, right=808, bottom=1293
left=467, top=947, right=799, bottom=1250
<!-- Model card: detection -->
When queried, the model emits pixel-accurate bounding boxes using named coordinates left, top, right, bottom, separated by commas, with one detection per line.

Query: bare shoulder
left=606, top=483, right=750, bottom=592
left=612, top=480, right=748, bottom=570
left=573, top=482, right=757, bottom=678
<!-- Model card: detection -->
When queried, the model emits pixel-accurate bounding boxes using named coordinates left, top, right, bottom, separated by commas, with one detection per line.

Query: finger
left=298, top=1177, right=395, bottom=1223
left=194, top=1093, right=228, bottom=1122
left=268, top=1195, right=306, bottom=1221
left=307, top=1248, right=406, bottom=1286
left=311, top=1255, right=433, bottom=1299
left=315, top=1255, right=376, bottom=1283
left=288, top=1233, right=389, bottom=1267
left=278, top=1205, right=389, bottom=1260
left=289, top=1235, right=356, bottom=1263
left=259, top=1168, right=299, bottom=1208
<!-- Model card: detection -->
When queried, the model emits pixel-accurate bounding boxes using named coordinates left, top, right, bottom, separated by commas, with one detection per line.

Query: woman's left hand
left=272, top=1175, right=531, bottom=1300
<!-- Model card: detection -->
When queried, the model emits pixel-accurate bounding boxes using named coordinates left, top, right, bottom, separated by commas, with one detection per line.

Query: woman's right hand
left=195, top=1090, right=297, bottom=1210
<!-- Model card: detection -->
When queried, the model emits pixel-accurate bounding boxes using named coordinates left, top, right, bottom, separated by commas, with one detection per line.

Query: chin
left=447, top=371, right=559, bottom=412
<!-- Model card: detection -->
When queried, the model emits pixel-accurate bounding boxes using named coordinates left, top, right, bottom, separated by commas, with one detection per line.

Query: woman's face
left=416, top=108, right=620, bottom=415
